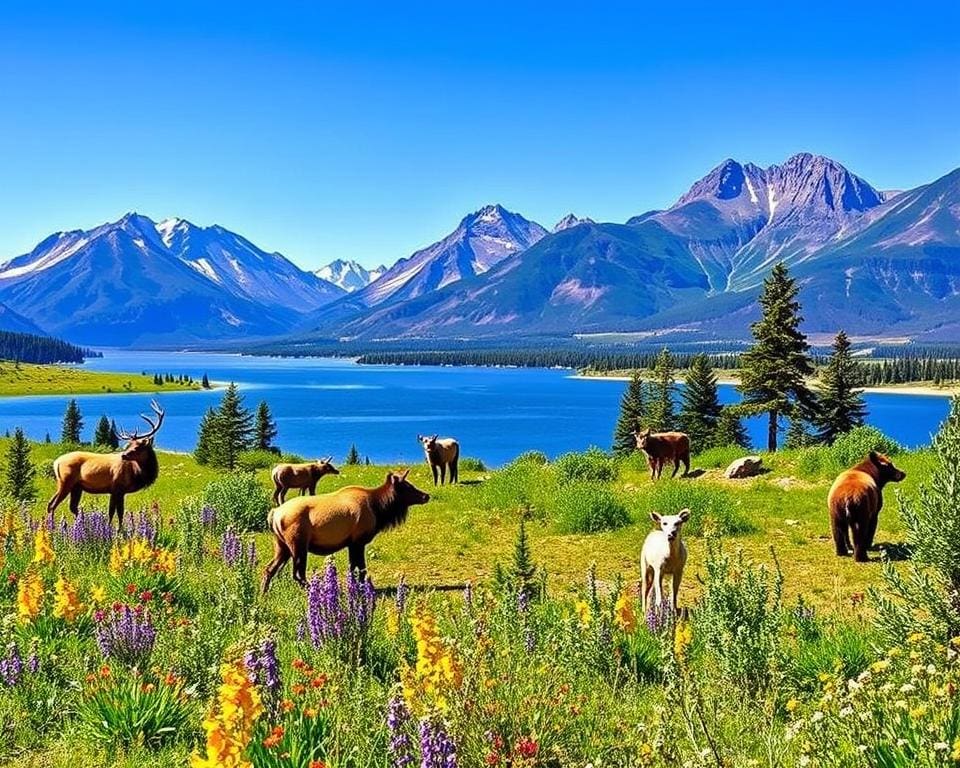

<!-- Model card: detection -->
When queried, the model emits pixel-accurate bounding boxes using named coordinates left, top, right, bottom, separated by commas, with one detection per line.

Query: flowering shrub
left=789, top=632, right=960, bottom=767
left=94, top=602, right=158, bottom=667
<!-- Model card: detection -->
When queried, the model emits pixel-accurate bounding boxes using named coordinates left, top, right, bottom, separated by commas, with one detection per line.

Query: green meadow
left=0, top=362, right=202, bottom=397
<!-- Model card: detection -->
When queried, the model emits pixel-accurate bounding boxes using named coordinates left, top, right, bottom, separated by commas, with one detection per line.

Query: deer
left=417, top=434, right=460, bottom=485
left=271, top=457, right=340, bottom=504
left=47, top=400, right=165, bottom=530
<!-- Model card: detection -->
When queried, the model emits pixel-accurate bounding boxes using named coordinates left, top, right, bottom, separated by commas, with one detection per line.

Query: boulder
left=724, top=455, right=764, bottom=479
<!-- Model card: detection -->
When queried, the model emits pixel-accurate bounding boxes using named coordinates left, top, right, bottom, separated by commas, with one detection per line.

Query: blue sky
left=1, top=2, right=958, bottom=270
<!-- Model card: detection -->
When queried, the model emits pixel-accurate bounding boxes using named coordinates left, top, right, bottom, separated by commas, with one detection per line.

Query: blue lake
left=0, top=350, right=950, bottom=466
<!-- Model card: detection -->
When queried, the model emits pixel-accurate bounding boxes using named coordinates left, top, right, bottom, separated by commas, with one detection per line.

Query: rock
left=724, top=455, right=763, bottom=479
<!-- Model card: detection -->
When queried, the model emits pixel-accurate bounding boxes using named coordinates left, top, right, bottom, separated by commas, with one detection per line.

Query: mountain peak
left=553, top=213, right=595, bottom=232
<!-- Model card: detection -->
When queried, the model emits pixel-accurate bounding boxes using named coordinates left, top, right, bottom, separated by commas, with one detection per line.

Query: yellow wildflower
left=401, top=606, right=463, bottom=713
left=786, top=698, right=800, bottom=713
left=90, top=584, right=107, bottom=603
left=674, top=620, right=693, bottom=664
left=575, top=600, right=592, bottom=628
left=908, top=632, right=925, bottom=645
left=109, top=538, right=176, bottom=575
left=614, top=593, right=637, bottom=634
left=192, top=658, right=263, bottom=768
left=52, top=574, right=85, bottom=622
left=951, top=737, right=960, bottom=761
left=33, top=527, right=55, bottom=565
left=17, top=569, right=44, bottom=622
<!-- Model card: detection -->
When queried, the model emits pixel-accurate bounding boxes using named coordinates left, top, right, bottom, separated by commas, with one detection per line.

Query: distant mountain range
left=4, top=153, right=960, bottom=346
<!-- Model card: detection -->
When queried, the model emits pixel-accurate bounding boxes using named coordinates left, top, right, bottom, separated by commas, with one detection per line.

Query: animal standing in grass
left=417, top=434, right=460, bottom=485
left=262, top=469, right=430, bottom=592
left=640, top=508, right=690, bottom=615
left=827, top=451, right=906, bottom=562
left=634, top=429, right=691, bottom=479
left=271, top=457, right=339, bottom=504
left=47, top=400, right=164, bottom=530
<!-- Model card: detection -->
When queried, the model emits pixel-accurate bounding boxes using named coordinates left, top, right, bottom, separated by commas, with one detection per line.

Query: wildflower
left=16, top=569, right=44, bottom=622
left=515, top=737, right=538, bottom=758
left=402, top=606, right=463, bottom=713
left=94, top=603, right=157, bottom=666
left=262, top=725, right=284, bottom=748
left=0, top=643, right=24, bottom=687
left=952, top=738, right=960, bottom=761
left=395, top=575, right=409, bottom=614
left=870, top=659, right=890, bottom=673
left=192, top=658, right=263, bottom=768
left=908, top=632, right=925, bottom=645
left=33, top=527, right=55, bottom=564
left=575, top=600, right=592, bottom=628
left=419, top=717, right=458, bottom=768
left=674, top=621, right=693, bottom=664
left=52, top=574, right=85, bottom=622
left=786, top=698, right=799, bottom=713
left=221, top=527, right=242, bottom=567
left=613, top=592, right=637, bottom=634
left=387, top=695, right=415, bottom=768
left=90, top=584, right=106, bottom=603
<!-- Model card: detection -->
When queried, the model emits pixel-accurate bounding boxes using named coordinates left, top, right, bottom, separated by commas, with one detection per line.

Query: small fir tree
left=646, top=348, right=676, bottom=432
left=60, top=399, right=84, bottom=444
left=816, top=330, right=867, bottom=444
left=612, top=372, right=647, bottom=456
left=678, top=354, right=722, bottom=449
left=253, top=401, right=278, bottom=452
left=4, top=427, right=36, bottom=502
left=345, top=444, right=361, bottom=465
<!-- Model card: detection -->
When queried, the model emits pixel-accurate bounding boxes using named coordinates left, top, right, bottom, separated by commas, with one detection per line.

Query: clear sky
left=1, top=1, right=958, bottom=270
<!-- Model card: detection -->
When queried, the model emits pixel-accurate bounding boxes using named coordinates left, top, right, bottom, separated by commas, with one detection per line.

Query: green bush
left=632, top=481, right=756, bottom=537
left=829, top=425, right=902, bottom=467
left=236, top=449, right=279, bottom=472
left=553, top=481, right=630, bottom=533
left=479, top=456, right=554, bottom=517
left=459, top=456, right=486, bottom=472
left=513, top=450, right=548, bottom=465
left=553, top=447, right=618, bottom=486
left=279, top=452, right=306, bottom=463
left=202, top=471, right=272, bottom=532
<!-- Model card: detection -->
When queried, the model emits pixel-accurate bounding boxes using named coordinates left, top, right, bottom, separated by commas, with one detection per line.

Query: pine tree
left=253, top=401, right=278, bottom=452
left=212, top=383, right=253, bottom=469
left=60, top=399, right=84, bottom=444
left=93, top=415, right=114, bottom=448
left=44, top=432, right=51, bottom=444
left=737, top=263, right=816, bottom=451
left=784, top=418, right=817, bottom=449
left=202, top=373, right=211, bottom=389
left=612, top=372, right=647, bottom=456
left=345, top=444, right=361, bottom=465
left=713, top=407, right=750, bottom=448
left=678, top=354, right=722, bottom=449
left=816, top=330, right=867, bottom=444
left=4, top=427, right=36, bottom=502
left=510, top=519, right=539, bottom=600
left=194, top=407, right=222, bottom=466
left=646, top=348, right=676, bottom=432
left=108, top=420, right=120, bottom=449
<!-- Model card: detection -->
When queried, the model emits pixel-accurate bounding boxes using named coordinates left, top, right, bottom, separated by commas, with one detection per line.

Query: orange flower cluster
left=402, top=605, right=463, bottom=713
left=109, top=538, right=176, bottom=575
left=192, top=658, right=264, bottom=768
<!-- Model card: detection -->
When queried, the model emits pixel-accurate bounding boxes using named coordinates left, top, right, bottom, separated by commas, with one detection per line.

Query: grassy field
left=0, top=361, right=204, bottom=397
left=0, top=432, right=949, bottom=767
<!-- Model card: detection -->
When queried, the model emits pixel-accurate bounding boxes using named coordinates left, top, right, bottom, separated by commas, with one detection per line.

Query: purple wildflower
left=221, top=527, right=242, bottom=567
left=517, top=587, right=530, bottom=614
left=419, top=717, right=457, bottom=768
left=646, top=598, right=671, bottom=635
left=395, top=575, right=409, bottom=614
left=26, top=643, right=39, bottom=675
left=296, top=619, right=306, bottom=642
left=306, top=560, right=347, bottom=645
left=387, top=695, right=415, bottom=768
left=200, top=505, right=217, bottom=528
left=524, top=626, right=535, bottom=653
left=0, top=643, right=23, bottom=687
left=70, top=510, right=114, bottom=550
left=94, top=604, right=157, bottom=666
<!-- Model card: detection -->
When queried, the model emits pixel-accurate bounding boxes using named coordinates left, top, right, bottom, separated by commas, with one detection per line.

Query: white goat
left=640, top=509, right=690, bottom=615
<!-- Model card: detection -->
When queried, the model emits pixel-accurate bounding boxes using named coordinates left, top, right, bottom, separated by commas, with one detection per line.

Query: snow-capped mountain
left=0, top=213, right=344, bottom=345
left=315, top=259, right=386, bottom=292
left=552, top=214, right=595, bottom=232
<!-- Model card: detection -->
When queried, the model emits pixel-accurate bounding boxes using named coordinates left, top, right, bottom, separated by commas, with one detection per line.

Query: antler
left=117, top=400, right=165, bottom=441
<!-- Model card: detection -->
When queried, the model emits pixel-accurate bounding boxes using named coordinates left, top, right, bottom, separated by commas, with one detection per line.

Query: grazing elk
left=47, top=400, right=165, bottom=530
left=262, top=469, right=429, bottom=592
left=827, top=451, right=906, bottom=562
left=417, top=434, right=460, bottom=485
left=640, top=508, right=690, bottom=615
left=271, top=457, right=339, bottom=504
left=634, top=429, right=691, bottom=480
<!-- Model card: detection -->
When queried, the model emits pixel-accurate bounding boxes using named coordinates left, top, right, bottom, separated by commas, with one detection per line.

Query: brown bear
left=827, top=451, right=906, bottom=562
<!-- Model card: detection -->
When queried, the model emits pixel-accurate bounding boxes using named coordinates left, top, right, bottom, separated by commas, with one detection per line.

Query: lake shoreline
left=569, top=372, right=958, bottom=398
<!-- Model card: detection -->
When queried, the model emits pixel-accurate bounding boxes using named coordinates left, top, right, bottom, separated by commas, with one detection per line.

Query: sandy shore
left=569, top=373, right=957, bottom=398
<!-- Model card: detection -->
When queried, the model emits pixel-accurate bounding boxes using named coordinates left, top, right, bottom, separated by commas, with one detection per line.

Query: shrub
left=696, top=542, right=785, bottom=694
left=633, top=481, right=756, bottom=537
left=553, top=481, right=630, bottom=533
left=478, top=457, right=553, bottom=517
left=202, top=472, right=272, bottom=532
left=235, top=449, right=278, bottom=471
left=829, top=425, right=902, bottom=468
left=553, top=447, right=618, bottom=485
left=513, top=450, right=548, bottom=466
left=458, top=456, right=486, bottom=472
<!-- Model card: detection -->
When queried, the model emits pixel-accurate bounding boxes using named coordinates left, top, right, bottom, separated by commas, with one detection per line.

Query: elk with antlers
left=47, top=400, right=165, bottom=529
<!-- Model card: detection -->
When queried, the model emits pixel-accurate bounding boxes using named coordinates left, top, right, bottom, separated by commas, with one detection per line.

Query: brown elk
left=262, top=469, right=430, bottom=592
left=634, top=429, right=691, bottom=480
left=47, top=400, right=165, bottom=530
left=417, top=434, right=460, bottom=485
left=271, top=457, right=340, bottom=504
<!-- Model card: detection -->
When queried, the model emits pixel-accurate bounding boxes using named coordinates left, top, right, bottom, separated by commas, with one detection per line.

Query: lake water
left=0, top=350, right=950, bottom=466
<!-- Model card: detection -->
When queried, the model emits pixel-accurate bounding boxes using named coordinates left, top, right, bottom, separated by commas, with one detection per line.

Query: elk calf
left=271, top=457, right=339, bottom=504
left=262, top=469, right=430, bottom=592
left=640, top=509, right=690, bottom=615
left=417, top=434, right=460, bottom=485
left=827, top=451, right=906, bottom=562
left=634, top=429, right=691, bottom=480
left=47, top=400, right=164, bottom=530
